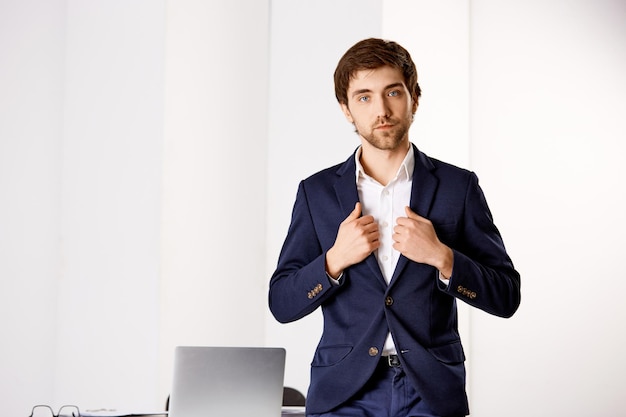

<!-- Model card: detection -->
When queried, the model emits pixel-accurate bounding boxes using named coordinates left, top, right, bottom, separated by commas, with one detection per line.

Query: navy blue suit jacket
left=269, top=145, right=521, bottom=416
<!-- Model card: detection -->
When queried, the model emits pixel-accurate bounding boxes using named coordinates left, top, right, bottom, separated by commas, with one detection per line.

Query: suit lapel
left=333, top=151, right=387, bottom=286
left=390, top=146, right=439, bottom=285
left=409, top=146, right=438, bottom=218
left=333, top=154, right=359, bottom=219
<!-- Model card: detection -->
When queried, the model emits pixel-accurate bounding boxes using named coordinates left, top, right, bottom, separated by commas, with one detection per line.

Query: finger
left=394, top=217, right=408, bottom=227
left=363, top=222, right=380, bottom=235
left=358, top=214, right=376, bottom=225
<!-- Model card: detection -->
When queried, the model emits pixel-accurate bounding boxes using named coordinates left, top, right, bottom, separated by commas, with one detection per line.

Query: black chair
left=282, top=386, right=306, bottom=406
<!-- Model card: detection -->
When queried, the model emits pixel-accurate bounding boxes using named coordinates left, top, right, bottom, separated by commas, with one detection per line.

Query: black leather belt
left=381, top=354, right=401, bottom=367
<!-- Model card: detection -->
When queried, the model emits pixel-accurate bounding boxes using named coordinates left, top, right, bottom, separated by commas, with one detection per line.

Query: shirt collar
left=354, top=144, right=415, bottom=183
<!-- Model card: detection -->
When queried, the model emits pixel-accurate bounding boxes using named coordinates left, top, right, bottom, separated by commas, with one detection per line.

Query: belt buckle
left=387, top=354, right=400, bottom=367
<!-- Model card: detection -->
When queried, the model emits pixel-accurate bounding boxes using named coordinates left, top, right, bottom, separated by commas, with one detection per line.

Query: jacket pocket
left=311, top=344, right=353, bottom=367
left=428, top=341, right=465, bottom=365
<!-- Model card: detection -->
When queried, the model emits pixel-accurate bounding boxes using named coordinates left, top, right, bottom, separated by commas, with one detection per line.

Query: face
left=340, top=65, right=418, bottom=152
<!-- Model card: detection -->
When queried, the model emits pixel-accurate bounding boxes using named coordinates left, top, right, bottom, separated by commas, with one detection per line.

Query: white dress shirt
left=355, top=145, right=414, bottom=355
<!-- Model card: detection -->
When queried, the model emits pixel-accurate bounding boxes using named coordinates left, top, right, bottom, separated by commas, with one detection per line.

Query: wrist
left=437, top=246, right=454, bottom=279
left=325, top=248, right=344, bottom=279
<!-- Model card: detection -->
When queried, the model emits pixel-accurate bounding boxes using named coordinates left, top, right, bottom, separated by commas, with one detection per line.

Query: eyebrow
left=350, top=82, right=405, bottom=98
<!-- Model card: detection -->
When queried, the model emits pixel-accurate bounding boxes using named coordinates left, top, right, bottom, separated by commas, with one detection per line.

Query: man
left=269, top=38, right=520, bottom=417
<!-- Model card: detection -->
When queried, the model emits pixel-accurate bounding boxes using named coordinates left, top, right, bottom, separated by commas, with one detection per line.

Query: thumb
left=347, top=201, right=362, bottom=220
left=404, top=206, right=420, bottom=219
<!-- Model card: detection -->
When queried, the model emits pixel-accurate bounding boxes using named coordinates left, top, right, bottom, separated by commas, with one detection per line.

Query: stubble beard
left=356, top=116, right=411, bottom=151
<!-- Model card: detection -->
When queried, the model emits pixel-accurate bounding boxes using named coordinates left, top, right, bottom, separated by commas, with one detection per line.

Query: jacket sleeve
left=440, top=172, right=521, bottom=318
left=268, top=181, right=343, bottom=323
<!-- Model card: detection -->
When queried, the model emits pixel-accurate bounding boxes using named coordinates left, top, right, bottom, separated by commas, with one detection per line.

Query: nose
left=374, top=96, right=390, bottom=119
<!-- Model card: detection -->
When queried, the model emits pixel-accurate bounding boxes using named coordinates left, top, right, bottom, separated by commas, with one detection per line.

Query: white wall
left=468, top=1, right=626, bottom=416
left=55, top=0, right=165, bottom=410
left=1, top=1, right=625, bottom=416
left=159, top=0, right=270, bottom=401
left=0, top=0, right=65, bottom=413
left=1, top=0, right=271, bottom=414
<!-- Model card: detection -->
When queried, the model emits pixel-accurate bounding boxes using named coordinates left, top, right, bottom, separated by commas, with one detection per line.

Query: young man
left=269, top=38, right=520, bottom=417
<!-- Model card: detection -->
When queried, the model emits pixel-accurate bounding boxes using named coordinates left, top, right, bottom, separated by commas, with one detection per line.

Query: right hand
left=325, top=202, right=379, bottom=278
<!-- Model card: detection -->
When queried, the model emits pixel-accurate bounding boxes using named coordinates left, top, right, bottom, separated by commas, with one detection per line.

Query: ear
left=411, top=96, right=419, bottom=114
left=339, top=102, right=354, bottom=123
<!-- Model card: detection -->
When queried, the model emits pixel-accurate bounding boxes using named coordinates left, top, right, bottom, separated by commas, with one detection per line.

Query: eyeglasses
left=29, top=405, right=81, bottom=417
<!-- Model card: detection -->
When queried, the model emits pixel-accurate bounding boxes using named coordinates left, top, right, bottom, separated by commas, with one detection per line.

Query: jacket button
left=385, top=296, right=393, bottom=306
left=368, top=347, right=379, bottom=356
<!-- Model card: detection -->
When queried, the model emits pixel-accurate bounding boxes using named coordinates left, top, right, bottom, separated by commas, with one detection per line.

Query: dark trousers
left=308, top=359, right=462, bottom=417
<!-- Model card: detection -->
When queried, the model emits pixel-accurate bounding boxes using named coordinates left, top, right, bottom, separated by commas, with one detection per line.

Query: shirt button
left=381, top=221, right=389, bottom=228
left=385, top=296, right=394, bottom=306
left=382, top=255, right=389, bottom=262
left=368, top=347, right=379, bottom=356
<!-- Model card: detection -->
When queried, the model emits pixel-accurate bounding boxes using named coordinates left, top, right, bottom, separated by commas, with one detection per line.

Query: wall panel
left=0, top=1, right=65, bottom=415
left=469, top=1, right=626, bottom=415
left=160, top=0, right=271, bottom=400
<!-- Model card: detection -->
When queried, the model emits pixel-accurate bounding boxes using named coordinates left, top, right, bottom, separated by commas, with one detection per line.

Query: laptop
left=168, top=346, right=293, bottom=417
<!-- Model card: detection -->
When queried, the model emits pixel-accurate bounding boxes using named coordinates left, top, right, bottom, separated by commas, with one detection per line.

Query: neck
left=359, top=141, right=410, bottom=186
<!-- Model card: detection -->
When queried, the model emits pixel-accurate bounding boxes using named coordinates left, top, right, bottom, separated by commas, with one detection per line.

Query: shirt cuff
left=327, top=271, right=344, bottom=286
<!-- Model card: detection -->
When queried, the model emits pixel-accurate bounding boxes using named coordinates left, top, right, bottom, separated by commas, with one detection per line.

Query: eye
left=358, top=95, right=370, bottom=102
left=388, top=90, right=400, bottom=97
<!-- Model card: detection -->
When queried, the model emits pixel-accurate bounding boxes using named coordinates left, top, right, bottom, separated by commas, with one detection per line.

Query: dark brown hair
left=334, top=38, right=421, bottom=106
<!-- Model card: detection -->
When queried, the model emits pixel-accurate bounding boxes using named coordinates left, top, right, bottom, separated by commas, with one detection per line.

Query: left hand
left=393, top=206, right=453, bottom=277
